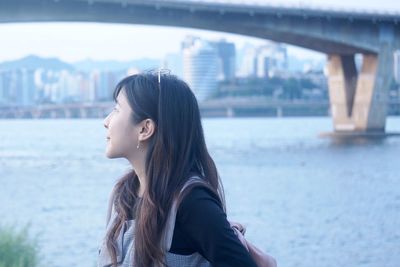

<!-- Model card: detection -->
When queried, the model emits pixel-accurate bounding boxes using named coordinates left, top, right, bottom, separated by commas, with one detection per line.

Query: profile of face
left=103, top=90, right=139, bottom=159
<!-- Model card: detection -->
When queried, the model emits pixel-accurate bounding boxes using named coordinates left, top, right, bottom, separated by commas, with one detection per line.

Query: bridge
left=1, top=99, right=400, bottom=119
left=0, top=0, right=399, bottom=132
left=0, top=100, right=343, bottom=119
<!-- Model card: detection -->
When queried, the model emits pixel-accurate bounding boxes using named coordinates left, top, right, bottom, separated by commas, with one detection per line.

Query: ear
left=138, top=119, right=156, bottom=142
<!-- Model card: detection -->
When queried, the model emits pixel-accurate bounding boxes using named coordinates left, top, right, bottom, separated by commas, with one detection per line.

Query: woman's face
left=103, top=90, right=139, bottom=159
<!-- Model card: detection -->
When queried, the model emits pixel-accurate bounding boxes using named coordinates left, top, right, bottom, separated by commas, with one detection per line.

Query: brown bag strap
left=231, top=223, right=277, bottom=267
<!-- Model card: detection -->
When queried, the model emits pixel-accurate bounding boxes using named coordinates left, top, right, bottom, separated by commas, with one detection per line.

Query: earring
left=137, top=141, right=140, bottom=149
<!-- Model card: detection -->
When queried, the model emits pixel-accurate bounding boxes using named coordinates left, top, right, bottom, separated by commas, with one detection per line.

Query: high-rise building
left=182, top=37, right=218, bottom=102
left=256, top=42, right=288, bottom=78
left=37, top=69, right=61, bottom=103
left=96, top=71, right=118, bottom=101
left=0, top=70, right=12, bottom=105
left=19, top=69, right=36, bottom=106
left=394, top=50, right=400, bottom=84
left=58, top=70, right=81, bottom=103
left=89, top=71, right=100, bottom=102
left=210, top=39, right=236, bottom=81
left=237, top=42, right=288, bottom=78
left=0, top=69, right=36, bottom=106
left=181, top=35, right=198, bottom=50
left=237, top=44, right=257, bottom=78
left=0, top=72, right=4, bottom=105
left=89, top=70, right=115, bottom=102
left=76, top=72, right=92, bottom=103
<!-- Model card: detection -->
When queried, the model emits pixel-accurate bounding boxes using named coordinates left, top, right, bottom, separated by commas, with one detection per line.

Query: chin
left=105, top=149, right=117, bottom=159
left=106, top=148, right=125, bottom=159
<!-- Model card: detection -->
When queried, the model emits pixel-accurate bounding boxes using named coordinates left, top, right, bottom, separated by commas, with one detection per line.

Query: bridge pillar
left=327, top=47, right=393, bottom=132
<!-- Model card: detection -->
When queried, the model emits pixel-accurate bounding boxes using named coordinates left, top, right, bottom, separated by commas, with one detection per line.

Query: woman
left=98, top=71, right=258, bottom=267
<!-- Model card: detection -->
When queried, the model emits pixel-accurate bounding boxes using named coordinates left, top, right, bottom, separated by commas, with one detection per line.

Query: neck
left=128, top=156, right=147, bottom=198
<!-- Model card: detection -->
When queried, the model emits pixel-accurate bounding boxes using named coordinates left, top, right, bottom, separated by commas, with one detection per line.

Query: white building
left=237, top=43, right=257, bottom=78
left=58, top=70, right=82, bottom=103
left=237, top=42, right=288, bottom=78
left=183, top=38, right=218, bottom=102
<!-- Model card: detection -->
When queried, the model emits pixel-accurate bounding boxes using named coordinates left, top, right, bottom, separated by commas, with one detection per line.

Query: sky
left=0, top=0, right=399, bottom=64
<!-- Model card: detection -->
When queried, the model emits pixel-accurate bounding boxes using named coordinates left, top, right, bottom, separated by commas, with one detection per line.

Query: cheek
left=121, top=125, right=138, bottom=148
left=111, top=116, right=137, bottom=150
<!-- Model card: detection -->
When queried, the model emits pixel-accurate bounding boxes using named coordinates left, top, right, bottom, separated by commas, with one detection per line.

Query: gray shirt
left=97, top=177, right=211, bottom=267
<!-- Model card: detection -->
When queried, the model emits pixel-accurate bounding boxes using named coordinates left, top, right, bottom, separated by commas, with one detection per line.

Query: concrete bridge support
left=326, top=24, right=396, bottom=134
left=327, top=46, right=393, bottom=133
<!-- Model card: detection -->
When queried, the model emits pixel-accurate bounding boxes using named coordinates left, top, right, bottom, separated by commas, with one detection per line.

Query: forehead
left=116, top=90, right=129, bottom=106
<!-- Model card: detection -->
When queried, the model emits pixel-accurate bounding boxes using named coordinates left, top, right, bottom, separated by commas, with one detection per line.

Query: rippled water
left=0, top=117, right=399, bottom=267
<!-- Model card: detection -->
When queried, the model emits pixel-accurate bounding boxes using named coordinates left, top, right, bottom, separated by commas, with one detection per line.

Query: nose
left=103, top=113, right=110, bottom=129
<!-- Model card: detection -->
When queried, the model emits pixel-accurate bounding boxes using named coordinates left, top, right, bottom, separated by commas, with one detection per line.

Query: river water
left=0, top=117, right=399, bottom=267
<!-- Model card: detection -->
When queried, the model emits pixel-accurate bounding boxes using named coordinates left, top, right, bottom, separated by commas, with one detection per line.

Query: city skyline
left=0, top=36, right=329, bottom=109
left=1, top=0, right=399, bottom=63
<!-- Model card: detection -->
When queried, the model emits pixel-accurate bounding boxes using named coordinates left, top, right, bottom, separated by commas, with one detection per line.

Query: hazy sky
left=0, top=0, right=399, bottom=63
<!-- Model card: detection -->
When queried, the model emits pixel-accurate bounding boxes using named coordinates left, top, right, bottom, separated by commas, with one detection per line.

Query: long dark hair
left=105, top=72, right=226, bottom=267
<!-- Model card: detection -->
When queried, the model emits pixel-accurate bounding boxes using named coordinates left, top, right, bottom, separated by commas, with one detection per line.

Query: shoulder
left=179, top=185, right=222, bottom=209
left=176, top=185, right=224, bottom=222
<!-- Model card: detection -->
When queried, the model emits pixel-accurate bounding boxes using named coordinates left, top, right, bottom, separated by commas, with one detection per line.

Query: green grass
left=0, top=225, right=40, bottom=267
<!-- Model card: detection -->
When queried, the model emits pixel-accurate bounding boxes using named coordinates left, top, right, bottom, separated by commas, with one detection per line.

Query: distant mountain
left=73, top=58, right=161, bottom=72
left=0, top=55, right=161, bottom=72
left=0, top=55, right=74, bottom=71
